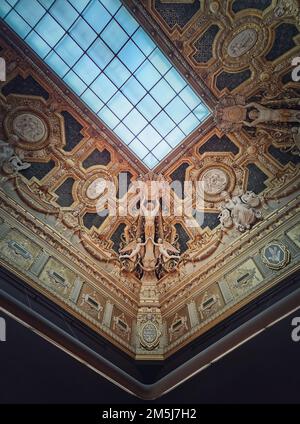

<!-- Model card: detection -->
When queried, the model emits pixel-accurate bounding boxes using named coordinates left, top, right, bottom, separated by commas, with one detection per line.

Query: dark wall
left=0, top=309, right=299, bottom=404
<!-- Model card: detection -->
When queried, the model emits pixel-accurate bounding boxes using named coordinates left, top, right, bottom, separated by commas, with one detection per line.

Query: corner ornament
left=218, top=191, right=262, bottom=232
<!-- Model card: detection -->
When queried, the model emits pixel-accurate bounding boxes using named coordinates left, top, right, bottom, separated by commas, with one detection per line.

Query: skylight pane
left=38, top=0, right=55, bottom=8
left=73, top=55, right=100, bottom=85
left=3, top=0, right=210, bottom=168
left=134, top=61, right=161, bottom=90
left=118, top=41, right=145, bottom=73
left=0, top=2, right=12, bottom=18
left=165, top=97, right=190, bottom=123
left=101, top=20, right=128, bottom=53
left=129, top=139, right=148, bottom=159
left=132, top=28, right=156, bottom=56
left=136, top=95, right=161, bottom=121
left=121, top=78, right=146, bottom=105
left=115, top=7, right=138, bottom=36
left=149, top=48, right=172, bottom=75
left=194, top=104, right=210, bottom=121
left=6, top=0, right=18, bottom=5
left=143, top=153, right=159, bottom=169
left=165, top=127, right=186, bottom=148
left=15, top=0, right=45, bottom=27
left=114, top=123, right=134, bottom=145
left=101, top=0, right=121, bottom=15
left=45, top=51, right=69, bottom=77
left=81, top=89, right=104, bottom=112
left=68, top=0, right=90, bottom=13
left=55, top=34, right=83, bottom=66
left=83, top=0, right=111, bottom=33
left=179, top=113, right=200, bottom=135
left=25, top=31, right=51, bottom=58
left=88, top=39, right=113, bottom=69
left=63, top=70, right=87, bottom=95
left=152, top=112, right=175, bottom=137
left=152, top=140, right=170, bottom=161
left=165, top=68, right=186, bottom=93
left=36, top=14, right=65, bottom=46
left=107, top=92, right=133, bottom=120
left=98, top=106, right=119, bottom=129
left=138, top=125, right=161, bottom=150
left=70, top=18, right=96, bottom=50
left=123, top=109, right=147, bottom=135
left=150, top=79, right=176, bottom=108
left=91, top=73, right=117, bottom=102
left=179, top=86, right=201, bottom=110
left=50, top=0, right=78, bottom=30
left=104, top=58, right=131, bottom=87
left=5, top=10, right=31, bottom=37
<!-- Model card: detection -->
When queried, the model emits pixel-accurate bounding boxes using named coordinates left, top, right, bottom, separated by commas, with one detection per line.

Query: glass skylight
left=0, top=0, right=211, bottom=168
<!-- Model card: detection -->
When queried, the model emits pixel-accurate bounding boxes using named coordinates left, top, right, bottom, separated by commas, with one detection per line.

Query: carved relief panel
left=39, top=258, right=77, bottom=299
left=0, top=228, right=42, bottom=271
left=224, top=258, right=264, bottom=298
left=195, top=284, right=224, bottom=321
left=78, top=284, right=105, bottom=322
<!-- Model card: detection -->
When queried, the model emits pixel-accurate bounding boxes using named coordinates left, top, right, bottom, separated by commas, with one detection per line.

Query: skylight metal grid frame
left=0, top=0, right=211, bottom=168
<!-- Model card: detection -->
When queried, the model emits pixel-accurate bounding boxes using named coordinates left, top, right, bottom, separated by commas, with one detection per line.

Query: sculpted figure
left=0, top=140, right=14, bottom=166
left=141, top=198, right=160, bottom=240
left=10, top=154, right=31, bottom=171
left=218, top=191, right=261, bottom=232
left=218, top=206, right=233, bottom=228
left=2, top=151, right=31, bottom=174
left=119, top=238, right=145, bottom=262
left=243, top=102, right=300, bottom=127
left=240, top=191, right=261, bottom=208
left=0, top=135, right=19, bottom=166
left=155, top=238, right=180, bottom=262
left=0, top=134, right=30, bottom=174
left=291, top=126, right=300, bottom=153
left=118, top=174, right=182, bottom=281
left=216, top=97, right=300, bottom=131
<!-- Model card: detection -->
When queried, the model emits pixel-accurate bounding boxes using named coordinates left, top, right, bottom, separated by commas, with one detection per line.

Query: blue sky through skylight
left=0, top=0, right=211, bottom=168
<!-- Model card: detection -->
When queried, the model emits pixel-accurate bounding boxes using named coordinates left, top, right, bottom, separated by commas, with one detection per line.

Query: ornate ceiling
left=0, top=0, right=299, bottom=374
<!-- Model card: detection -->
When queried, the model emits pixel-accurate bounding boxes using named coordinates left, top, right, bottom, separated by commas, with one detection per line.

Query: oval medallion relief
left=227, top=28, right=258, bottom=58
left=142, top=322, right=158, bottom=345
left=86, top=178, right=107, bottom=200
left=12, top=113, right=47, bottom=143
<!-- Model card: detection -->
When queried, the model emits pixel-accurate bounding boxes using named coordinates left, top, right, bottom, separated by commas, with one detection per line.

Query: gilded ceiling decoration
left=0, top=0, right=299, bottom=365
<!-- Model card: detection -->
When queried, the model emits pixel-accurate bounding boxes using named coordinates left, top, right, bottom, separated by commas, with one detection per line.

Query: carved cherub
left=154, top=238, right=180, bottom=262
left=2, top=152, right=31, bottom=174
left=218, top=191, right=261, bottom=232
left=119, top=237, right=145, bottom=262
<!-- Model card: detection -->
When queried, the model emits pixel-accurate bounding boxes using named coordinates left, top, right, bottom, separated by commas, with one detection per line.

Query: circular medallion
left=12, top=113, right=47, bottom=143
left=227, top=28, right=258, bottom=58
left=261, top=241, right=290, bottom=270
left=201, top=168, right=228, bottom=195
left=86, top=178, right=107, bottom=200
